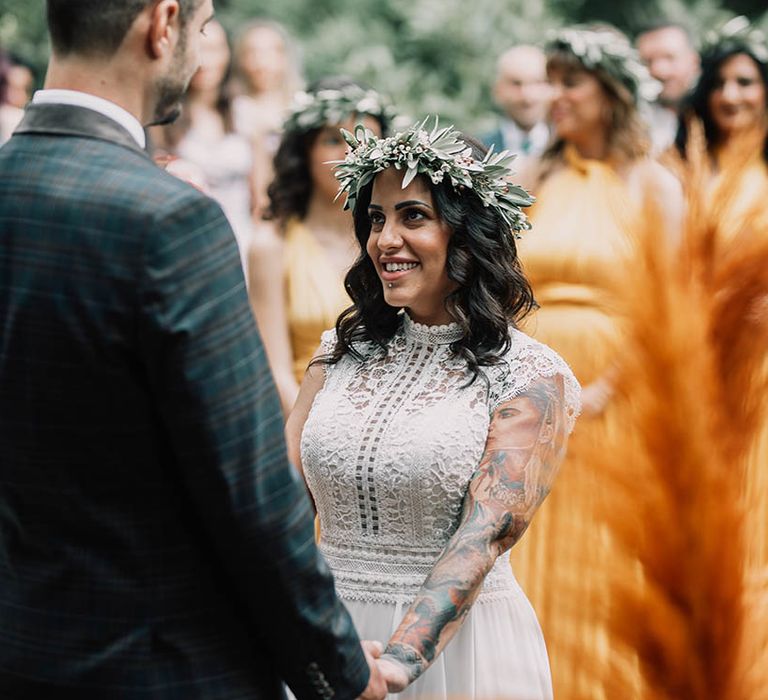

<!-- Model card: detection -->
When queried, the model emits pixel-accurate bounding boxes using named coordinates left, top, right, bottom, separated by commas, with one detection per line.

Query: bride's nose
left=377, top=220, right=403, bottom=251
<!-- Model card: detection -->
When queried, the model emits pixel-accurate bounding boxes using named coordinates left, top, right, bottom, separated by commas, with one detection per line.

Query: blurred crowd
left=2, top=12, right=768, bottom=699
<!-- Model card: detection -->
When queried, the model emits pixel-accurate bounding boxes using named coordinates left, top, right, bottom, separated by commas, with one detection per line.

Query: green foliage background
left=1, top=0, right=767, bottom=132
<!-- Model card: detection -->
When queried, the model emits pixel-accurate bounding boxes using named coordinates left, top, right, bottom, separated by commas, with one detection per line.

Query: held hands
left=357, top=641, right=387, bottom=700
left=357, top=641, right=411, bottom=698
left=376, top=653, right=410, bottom=693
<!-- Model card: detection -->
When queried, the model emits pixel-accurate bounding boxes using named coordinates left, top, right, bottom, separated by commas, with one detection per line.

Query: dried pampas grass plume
left=592, top=131, right=768, bottom=700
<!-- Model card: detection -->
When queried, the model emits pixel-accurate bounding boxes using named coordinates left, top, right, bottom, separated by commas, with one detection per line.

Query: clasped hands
left=357, top=640, right=410, bottom=699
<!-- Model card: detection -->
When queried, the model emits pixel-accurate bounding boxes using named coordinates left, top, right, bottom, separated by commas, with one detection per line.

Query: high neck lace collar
left=402, top=313, right=463, bottom=345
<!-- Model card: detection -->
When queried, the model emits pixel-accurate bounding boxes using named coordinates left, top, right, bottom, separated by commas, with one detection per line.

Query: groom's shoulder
left=2, top=130, right=212, bottom=215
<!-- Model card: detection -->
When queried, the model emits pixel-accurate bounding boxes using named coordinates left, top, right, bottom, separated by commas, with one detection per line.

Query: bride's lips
left=379, top=257, right=420, bottom=282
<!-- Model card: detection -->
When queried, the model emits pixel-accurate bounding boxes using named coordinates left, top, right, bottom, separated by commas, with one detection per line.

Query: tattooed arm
left=378, top=374, right=572, bottom=690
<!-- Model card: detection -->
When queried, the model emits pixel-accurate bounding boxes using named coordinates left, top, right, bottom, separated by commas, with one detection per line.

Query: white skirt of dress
left=342, top=575, right=553, bottom=700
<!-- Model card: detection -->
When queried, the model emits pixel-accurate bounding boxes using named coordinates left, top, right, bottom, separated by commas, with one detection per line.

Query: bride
left=286, top=120, right=581, bottom=699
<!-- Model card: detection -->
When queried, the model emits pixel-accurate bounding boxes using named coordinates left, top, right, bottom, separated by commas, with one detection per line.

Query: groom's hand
left=357, top=641, right=387, bottom=700
left=376, top=654, right=410, bottom=693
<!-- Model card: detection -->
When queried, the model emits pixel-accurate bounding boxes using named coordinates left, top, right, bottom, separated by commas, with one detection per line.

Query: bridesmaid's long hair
left=537, top=30, right=651, bottom=185
left=318, top=138, right=536, bottom=381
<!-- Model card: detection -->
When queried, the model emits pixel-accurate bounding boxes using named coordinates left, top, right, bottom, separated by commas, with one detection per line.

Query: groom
left=0, top=1, right=385, bottom=698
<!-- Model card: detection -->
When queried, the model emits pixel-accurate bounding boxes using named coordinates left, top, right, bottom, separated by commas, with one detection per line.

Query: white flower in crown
left=283, top=84, right=396, bottom=134
left=703, top=16, right=768, bottom=64
left=291, top=91, right=314, bottom=110
left=331, top=117, right=535, bottom=237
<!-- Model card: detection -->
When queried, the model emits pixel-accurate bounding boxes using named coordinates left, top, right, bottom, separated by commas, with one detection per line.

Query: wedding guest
left=482, top=45, right=551, bottom=159
left=675, top=16, right=767, bottom=177
left=514, top=25, right=683, bottom=699
left=0, top=0, right=388, bottom=697
left=158, top=19, right=257, bottom=271
left=286, top=120, right=580, bottom=699
left=0, top=50, right=23, bottom=144
left=248, top=77, right=391, bottom=415
left=636, top=20, right=700, bottom=152
left=5, top=54, right=35, bottom=109
left=233, top=20, right=302, bottom=216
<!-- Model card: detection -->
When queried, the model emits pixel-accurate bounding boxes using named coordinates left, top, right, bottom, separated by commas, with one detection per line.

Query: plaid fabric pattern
left=0, top=105, right=367, bottom=699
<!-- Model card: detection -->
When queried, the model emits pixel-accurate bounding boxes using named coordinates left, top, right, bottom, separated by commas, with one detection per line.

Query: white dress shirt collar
left=500, top=118, right=549, bottom=156
left=32, top=89, right=146, bottom=149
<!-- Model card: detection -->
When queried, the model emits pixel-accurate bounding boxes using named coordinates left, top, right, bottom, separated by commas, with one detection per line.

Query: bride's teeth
left=385, top=262, right=418, bottom=272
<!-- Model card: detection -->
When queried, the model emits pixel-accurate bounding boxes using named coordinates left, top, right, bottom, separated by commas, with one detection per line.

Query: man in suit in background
left=0, top=1, right=386, bottom=698
left=482, top=45, right=552, bottom=159
left=636, top=21, right=700, bottom=153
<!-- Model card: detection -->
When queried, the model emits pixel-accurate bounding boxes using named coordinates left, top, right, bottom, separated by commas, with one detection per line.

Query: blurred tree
left=0, top=2, right=47, bottom=82
left=1, top=0, right=767, bottom=128
left=216, top=0, right=563, bottom=132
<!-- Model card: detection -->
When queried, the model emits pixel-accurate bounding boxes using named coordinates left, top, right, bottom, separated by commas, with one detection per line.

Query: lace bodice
left=301, top=315, right=580, bottom=604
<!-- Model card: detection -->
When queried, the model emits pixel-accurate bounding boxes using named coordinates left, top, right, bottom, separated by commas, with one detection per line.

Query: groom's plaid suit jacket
left=0, top=103, right=367, bottom=700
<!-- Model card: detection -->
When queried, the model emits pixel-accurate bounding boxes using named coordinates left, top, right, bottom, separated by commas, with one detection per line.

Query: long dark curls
left=264, top=76, right=390, bottom=223
left=675, top=44, right=768, bottom=163
left=322, top=138, right=536, bottom=382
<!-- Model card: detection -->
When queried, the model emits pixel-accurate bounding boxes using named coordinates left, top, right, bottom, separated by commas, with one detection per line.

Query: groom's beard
left=147, top=106, right=182, bottom=128
left=148, top=33, right=193, bottom=128
left=149, top=74, right=188, bottom=127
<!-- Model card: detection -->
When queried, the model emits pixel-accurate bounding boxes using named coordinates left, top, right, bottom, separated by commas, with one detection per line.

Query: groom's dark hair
left=46, top=0, right=204, bottom=58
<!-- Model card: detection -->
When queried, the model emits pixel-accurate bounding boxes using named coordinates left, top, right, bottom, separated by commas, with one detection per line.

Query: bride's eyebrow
left=395, top=200, right=432, bottom=211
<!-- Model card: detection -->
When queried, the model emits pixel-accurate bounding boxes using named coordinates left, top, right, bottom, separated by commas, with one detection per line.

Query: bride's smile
left=367, top=167, right=457, bottom=327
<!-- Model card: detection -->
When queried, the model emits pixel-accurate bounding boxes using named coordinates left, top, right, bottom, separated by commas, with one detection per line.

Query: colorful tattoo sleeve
left=382, top=374, right=571, bottom=684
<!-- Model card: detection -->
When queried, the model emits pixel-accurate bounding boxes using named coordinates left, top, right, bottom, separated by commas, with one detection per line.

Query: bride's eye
left=369, top=211, right=385, bottom=230
left=404, top=208, right=426, bottom=224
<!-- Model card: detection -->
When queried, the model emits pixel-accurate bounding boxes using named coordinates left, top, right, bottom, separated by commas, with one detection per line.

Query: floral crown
left=283, top=83, right=395, bottom=133
left=547, top=26, right=662, bottom=103
left=332, top=118, right=535, bottom=236
left=702, top=16, right=768, bottom=64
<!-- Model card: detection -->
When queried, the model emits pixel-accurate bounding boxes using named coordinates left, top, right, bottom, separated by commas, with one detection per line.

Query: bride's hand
left=376, top=654, right=410, bottom=693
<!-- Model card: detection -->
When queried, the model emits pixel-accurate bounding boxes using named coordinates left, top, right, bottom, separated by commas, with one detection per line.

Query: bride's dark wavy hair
left=320, top=136, right=536, bottom=381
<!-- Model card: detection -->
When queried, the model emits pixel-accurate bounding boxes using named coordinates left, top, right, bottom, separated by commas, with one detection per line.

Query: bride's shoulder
left=484, top=329, right=581, bottom=421
left=502, top=328, right=571, bottom=368
left=318, top=327, right=381, bottom=363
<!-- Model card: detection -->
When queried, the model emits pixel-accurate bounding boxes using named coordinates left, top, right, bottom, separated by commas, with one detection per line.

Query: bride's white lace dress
left=302, top=315, right=580, bottom=699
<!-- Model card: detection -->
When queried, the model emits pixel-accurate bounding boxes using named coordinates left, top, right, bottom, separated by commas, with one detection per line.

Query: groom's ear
left=146, top=0, right=182, bottom=61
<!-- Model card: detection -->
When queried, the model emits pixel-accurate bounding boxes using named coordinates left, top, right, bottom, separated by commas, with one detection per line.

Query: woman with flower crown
left=675, top=16, right=768, bottom=201
left=285, top=120, right=581, bottom=698
left=247, top=77, right=391, bottom=415
left=672, top=16, right=768, bottom=247
left=511, top=24, right=684, bottom=699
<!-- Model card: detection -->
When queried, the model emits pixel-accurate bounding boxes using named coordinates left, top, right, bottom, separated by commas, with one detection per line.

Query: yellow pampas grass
left=593, top=136, right=768, bottom=699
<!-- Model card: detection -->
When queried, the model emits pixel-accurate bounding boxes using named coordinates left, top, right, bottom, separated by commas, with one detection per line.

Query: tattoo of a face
left=383, top=375, right=570, bottom=686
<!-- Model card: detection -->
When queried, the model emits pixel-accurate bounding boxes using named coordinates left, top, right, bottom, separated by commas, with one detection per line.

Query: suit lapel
left=14, top=103, right=150, bottom=158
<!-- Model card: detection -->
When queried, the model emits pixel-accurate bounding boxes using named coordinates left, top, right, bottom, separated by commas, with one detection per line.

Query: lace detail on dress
left=303, top=320, right=581, bottom=605
left=402, top=313, right=464, bottom=345
left=486, top=329, right=581, bottom=434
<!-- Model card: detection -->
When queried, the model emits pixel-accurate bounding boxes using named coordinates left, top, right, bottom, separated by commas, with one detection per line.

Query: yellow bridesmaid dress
left=283, top=219, right=350, bottom=382
left=514, top=145, right=638, bottom=700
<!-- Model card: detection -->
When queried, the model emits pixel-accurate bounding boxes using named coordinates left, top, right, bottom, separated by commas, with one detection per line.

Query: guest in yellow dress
left=247, top=78, right=391, bottom=415
left=513, top=26, right=683, bottom=700
left=674, top=17, right=768, bottom=607
left=674, top=17, right=768, bottom=245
